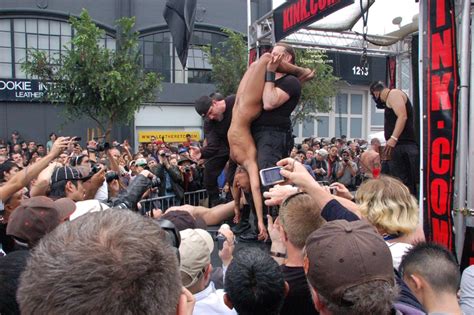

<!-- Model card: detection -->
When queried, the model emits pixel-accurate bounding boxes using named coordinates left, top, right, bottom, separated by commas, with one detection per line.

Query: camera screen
left=261, top=167, right=283, bottom=185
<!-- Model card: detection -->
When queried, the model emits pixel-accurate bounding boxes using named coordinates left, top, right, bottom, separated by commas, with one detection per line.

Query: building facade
left=1, top=0, right=399, bottom=147
left=0, top=0, right=272, bottom=146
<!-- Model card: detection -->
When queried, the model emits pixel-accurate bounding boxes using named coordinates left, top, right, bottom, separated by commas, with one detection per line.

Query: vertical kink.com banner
left=422, top=0, right=458, bottom=251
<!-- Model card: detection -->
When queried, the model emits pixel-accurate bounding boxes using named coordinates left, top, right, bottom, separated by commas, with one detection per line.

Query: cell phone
left=216, top=233, right=226, bottom=251
left=259, top=166, right=285, bottom=186
left=74, top=137, right=82, bottom=141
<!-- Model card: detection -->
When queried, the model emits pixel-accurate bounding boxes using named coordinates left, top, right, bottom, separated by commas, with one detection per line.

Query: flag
left=163, top=0, right=197, bottom=69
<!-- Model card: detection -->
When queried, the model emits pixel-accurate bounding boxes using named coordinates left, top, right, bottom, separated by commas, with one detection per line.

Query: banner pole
left=418, top=1, right=424, bottom=225
left=454, top=0, right=470, bottom=262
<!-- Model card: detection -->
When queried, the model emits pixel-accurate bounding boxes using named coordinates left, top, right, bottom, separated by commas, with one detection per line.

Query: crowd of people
left=0, top=42, right=471, bottom=315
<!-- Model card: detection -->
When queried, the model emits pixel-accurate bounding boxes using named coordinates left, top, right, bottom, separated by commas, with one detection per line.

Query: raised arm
left=0, top=137, right=70, bottom=202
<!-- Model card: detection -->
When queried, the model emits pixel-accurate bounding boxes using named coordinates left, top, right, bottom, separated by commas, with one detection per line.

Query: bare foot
left=298, top=68, right=315, bottom=83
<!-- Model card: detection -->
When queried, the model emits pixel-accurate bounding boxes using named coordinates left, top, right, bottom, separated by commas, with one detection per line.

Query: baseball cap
left=317, top=149, right=328, bottom=158
left=177, top=157, right=195, bottom=165
left=6, top=196, right=76, bottom=246
left=305, top=220, right=394, bottom=306
left=51, top=166, right=86, bottom=184
left=179, top=228, right=214, bottom=288
left=194, top=95, right=213, bottom=117
left=135, top=158, right=148, bottom=167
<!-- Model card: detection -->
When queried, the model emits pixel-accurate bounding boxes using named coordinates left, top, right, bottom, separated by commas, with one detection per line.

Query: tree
left=22, top=10, right=161, bottom=139
left=293, top=49, right=340, bottom=125
left=202, top=29, right=339, bottom=124
left=201, top=29, right=247, bottom=96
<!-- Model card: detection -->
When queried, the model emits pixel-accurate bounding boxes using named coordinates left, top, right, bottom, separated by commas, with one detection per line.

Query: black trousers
left=382, top=142, right=420, bottom=196
left=252, top=127, right=294, bottom=217
left=253, top=127, right=294, bottom=170
left=203, top=153, right=228, bottom=206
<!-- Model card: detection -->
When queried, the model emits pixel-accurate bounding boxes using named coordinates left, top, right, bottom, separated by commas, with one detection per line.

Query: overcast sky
left=272, top=0, right=419, bottom=36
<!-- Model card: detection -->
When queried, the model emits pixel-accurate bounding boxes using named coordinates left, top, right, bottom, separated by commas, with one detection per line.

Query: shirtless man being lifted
left=228, top=52, right=313, bottom=240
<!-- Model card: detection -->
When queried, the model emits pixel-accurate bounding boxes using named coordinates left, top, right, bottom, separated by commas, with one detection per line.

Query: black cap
left=51, top=166, right=90, bottom=184
left=195, top=95, right=212, bottom=117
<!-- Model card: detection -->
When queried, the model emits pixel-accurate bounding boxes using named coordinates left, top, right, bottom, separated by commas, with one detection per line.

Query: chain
left=453, top=208, right=474, bottom=216
left=360, top=0, right=369, bottom=68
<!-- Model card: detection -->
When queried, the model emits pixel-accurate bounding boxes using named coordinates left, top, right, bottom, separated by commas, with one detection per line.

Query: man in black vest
left=369, top=81, right=419, bottom=195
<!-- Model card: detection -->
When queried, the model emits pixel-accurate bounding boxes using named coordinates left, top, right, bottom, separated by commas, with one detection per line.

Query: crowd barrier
left=138, top=189, right=208, bottom=213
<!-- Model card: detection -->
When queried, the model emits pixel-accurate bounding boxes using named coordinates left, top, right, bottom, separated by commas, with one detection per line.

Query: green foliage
left=293, top=49, right=340, bottom=125
left=22, top=9, right=161, bottom=137
left=201, top=29, right=247, bottom=96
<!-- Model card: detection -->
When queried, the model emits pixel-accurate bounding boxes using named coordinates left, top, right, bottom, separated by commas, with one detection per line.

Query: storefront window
left=0, top=18, right=115, bottom=79
left=139, top=29, right=227, bottom=83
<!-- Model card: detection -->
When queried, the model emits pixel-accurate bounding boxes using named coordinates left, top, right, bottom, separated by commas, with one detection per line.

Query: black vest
left=384, top=91, right=416, bottom=144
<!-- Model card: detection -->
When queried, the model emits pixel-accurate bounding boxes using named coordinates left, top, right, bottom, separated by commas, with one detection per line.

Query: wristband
left=265, top=71, right=276, bottom=82
left=270, top=251, right=286, bottom=258
left=390, top=135, right=398, bottom=141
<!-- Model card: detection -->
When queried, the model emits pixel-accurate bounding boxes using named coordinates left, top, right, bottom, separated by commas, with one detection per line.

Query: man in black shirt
left=253, top=43, right=303, bottom=171
left=370, top=81, right=419, bottom=195
left=193, top=94, right=235, bottom=207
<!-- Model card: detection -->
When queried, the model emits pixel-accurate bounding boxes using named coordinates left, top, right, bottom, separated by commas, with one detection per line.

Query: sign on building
left=0, top=79, right=48, bottom=102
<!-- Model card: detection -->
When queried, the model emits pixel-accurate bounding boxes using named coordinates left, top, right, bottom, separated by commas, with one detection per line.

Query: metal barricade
left=139, top=189, right=208, bottom=213
left=183, top=189, right=208, bottom=206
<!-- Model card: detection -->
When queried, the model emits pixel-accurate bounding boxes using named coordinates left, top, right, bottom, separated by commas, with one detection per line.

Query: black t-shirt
left=252, top=74, right=301, bottom=130
left=201, top=95, right=235, bottom=159
left=0, top=223, right=15, bottom=254
left=321, top=199, right=360, bottom=222
left=280, top=265, right=319, bottom=315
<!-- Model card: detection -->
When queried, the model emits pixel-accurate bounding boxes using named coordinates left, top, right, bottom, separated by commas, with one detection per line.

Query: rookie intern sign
left=0, top=79, right=48, bottom=102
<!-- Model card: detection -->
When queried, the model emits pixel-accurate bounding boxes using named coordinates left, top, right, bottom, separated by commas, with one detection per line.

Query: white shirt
left=386, top=241, right=412, bottom=270
left=193, top=281, right=237, bottom=315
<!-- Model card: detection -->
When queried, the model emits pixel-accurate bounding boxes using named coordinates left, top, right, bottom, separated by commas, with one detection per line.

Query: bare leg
left=244, top=159, right=267, bottom=240
left=236, top=53, right=273, bottom=105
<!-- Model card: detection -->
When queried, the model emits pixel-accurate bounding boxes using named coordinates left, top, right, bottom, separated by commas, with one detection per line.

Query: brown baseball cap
left=6, top=196, right=76, bottom=246
left=305, top=220, right=394, bottom=306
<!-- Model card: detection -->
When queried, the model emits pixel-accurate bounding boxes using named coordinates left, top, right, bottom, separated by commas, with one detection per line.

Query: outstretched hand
left=50, top=137, right=71, bottom=157
left=263, top=184, right=298, bottom=207
left=277, top=158, right=315, bottom=191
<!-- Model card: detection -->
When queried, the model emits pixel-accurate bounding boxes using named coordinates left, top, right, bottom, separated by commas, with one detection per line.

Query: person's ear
left=204, top=264, right=212, bottom=280
left=280, top=226, right=288, bottom=242
left=223, top=293, right=233, bottom=310
left=65, top=181, right=74, bottom=193
left=406, top=273, right=423, bottom=292
left=284, top=280, right=290, bottom=298
left=311, top=287, right=323, bottom=312
left=303, top=255, right=310, bottom=275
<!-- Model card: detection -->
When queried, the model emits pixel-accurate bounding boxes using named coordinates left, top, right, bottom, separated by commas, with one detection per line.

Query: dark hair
left=225, top=247, right=286, bottom=315
left=0, top=161, right=18, bottom=182
left=274, top=42, right=296, bottom=64
left=209, top=92, right=224, bottom=101
left=48, top=180, right=79, bottom=199
left=0, top=250, right=30, bottom=315
left=400, top=242, right=460, bottom=294
left=70, top=154, right=87, bottom=167
left=369, top=81, right=386, bottom=93
left=17, top=209, right=181, bottom=314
